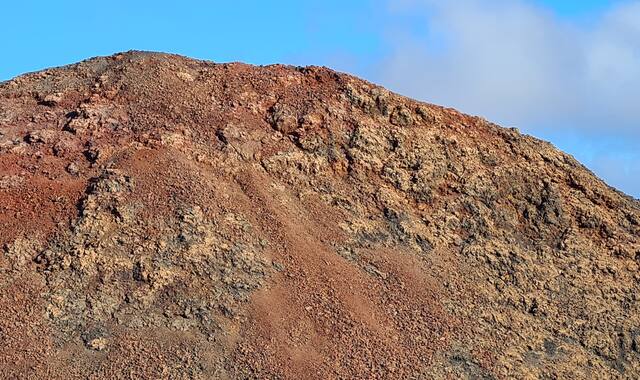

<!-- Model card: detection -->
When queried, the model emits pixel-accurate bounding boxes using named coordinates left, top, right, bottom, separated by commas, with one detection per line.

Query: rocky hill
left=0, top=51, right=639, bottom=379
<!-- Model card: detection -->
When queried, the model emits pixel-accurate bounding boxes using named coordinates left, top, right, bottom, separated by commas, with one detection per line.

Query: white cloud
left=377, top=0, right=640, bottom=196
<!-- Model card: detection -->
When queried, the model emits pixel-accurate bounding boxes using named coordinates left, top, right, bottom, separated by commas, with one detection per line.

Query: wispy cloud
left=376, top=0, right=640, bottom=197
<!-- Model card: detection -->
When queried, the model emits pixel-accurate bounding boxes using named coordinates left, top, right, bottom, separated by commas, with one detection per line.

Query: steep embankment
left=0, top=51, right=639, bottom=379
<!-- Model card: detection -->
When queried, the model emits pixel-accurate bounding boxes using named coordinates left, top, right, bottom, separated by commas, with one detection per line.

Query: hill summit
left=1, top=51, right=639, bottom=379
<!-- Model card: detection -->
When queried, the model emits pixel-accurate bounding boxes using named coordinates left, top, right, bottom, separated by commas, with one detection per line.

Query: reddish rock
left=0, top=51, right=638, bottom=379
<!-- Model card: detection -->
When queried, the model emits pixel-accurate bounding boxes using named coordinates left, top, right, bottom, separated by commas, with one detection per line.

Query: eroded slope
left=1, top=51, right=639, bottom=379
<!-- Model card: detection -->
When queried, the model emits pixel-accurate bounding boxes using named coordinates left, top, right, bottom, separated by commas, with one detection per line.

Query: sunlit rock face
left=0, top=51, right=638, bottom=379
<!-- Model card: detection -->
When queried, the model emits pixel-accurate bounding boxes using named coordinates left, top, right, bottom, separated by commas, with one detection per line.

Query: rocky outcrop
left=0, top=51, right=638, bottom=379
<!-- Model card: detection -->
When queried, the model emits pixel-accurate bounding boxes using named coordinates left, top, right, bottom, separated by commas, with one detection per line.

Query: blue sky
left=537, top=0, right=621, bottom=16
left=1, top=0, right=638, bottom=197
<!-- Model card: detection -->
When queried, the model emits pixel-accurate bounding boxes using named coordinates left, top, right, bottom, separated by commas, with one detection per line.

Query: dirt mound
left=1, top=51, right=639, bottom=379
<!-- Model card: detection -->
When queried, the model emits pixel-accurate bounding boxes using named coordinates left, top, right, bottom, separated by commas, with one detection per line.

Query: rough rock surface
left=0, top=51, right=639, bottom=379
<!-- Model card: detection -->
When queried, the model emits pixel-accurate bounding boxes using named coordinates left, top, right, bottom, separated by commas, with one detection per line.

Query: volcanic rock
left=0, top=51, right=638, bottom=379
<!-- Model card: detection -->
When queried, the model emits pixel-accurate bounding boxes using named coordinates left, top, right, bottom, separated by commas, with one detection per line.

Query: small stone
left=390, top=106, right=413, bottom=126
left=66, top=163, right=80, bottom=175
left=26, top=130, right=57, bottom=144
left=176, top=71, right=195, bottom=82
left=83, top=148, right=100, bottom=163
left=272, top=261, right=284, bottom=272
left=268, top=104, right=298, bottom=134
left=87, top=337, right=108, bottom=351
left=41, top=93, right=63, bottom=106
left=416, top=106, right=437, bottom=123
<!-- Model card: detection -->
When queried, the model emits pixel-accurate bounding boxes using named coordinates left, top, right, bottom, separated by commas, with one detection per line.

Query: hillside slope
left=1, top=51, right=639, bottom=379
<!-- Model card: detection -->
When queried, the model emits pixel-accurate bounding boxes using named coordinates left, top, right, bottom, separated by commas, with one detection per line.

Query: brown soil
left=0, top=51, right=639, bottom=379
